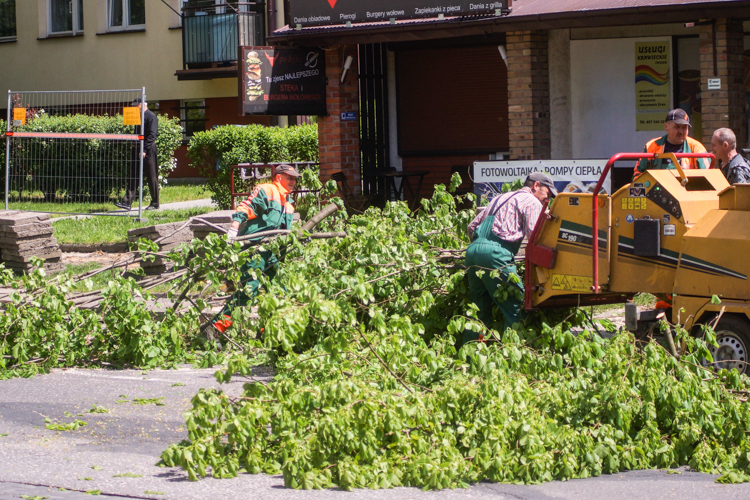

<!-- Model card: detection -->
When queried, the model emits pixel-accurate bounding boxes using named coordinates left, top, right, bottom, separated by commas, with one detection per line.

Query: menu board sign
left=240, top=46, right=327, bottom=116
left=288, top=0, right=507, bottom=27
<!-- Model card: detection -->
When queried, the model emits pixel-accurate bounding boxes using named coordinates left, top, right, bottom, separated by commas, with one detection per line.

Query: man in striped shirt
left=463, top=172, right=556, bottom=345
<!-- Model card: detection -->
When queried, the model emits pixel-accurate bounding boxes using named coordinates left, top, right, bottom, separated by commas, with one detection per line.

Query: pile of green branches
left=158, top=176, right=750, bottom=489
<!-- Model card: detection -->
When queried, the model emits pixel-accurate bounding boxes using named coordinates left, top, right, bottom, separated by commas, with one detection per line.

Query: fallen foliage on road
left=3, top=175, right=750, bottom=489
left=157, top=177, right=750, bottom=489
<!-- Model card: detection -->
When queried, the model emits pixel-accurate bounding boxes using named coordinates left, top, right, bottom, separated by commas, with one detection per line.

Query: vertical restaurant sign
left=635, top=41, right=671, bottom=131
left=241, top=46, right=327, bottom=116
left=288, top=0, right=507, bottom=27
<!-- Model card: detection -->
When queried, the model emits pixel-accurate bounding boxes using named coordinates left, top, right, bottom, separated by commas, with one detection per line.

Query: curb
left=59, top=243, right=130, bottom=253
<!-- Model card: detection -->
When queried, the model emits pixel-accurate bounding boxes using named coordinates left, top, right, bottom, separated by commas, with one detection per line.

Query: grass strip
left=52, top=207, right=215, bottom=245
left=7, top=184, right=209, bottom=215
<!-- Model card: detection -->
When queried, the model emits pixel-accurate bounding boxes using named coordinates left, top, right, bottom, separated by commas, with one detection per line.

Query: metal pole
left=5, top=90, right=11, bottom=211
left=138, top=87, right=145, bottom=220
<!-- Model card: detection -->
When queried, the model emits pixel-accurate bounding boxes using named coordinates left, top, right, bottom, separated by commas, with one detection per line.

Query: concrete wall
left=548, top=29, right=572, bottom=159
left=0, top=0, right=239, bottom=101
left=570, top=36, right=673, bottom=159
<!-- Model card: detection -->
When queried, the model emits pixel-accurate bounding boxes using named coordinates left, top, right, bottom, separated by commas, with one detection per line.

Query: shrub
left=4, top=113, right=181, bottom=202
left=154, top=115, right=183, bottom=186
left=187, top=124, right=319, bottom=209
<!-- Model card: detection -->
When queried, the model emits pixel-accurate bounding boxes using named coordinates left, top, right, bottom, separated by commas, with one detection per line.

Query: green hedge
left=2, top=113, right=181, bottom=202
left=187, top=124, right=318, bottom=209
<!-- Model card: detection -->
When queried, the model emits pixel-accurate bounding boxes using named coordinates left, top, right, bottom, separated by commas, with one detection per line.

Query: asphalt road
left=1, top=366, right=750, bottom=500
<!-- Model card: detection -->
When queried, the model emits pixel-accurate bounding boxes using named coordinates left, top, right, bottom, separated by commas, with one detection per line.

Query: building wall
left=549, top=29, right=572, bottom=159
left=506, top=31, right=551, bottom=160
left=700, top=18, right=747, bottom=149
left=0, top=1, right=280, bottom=179
left=570, top=36, right=674, bottom=159
left=1, top=0, right=239, bottom=101
left=570, top=23, right=700, bottom=40
left=318, top=46, right=360, bottom=192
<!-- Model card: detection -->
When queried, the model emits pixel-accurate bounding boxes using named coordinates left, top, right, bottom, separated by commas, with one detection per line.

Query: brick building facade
left=507, top=31, right=551, bottom=161
left=700, top=19, right=747, bottom=147
left=270, top=2, right=750, bottom=204
left=318, top=46, right=362, bottom=193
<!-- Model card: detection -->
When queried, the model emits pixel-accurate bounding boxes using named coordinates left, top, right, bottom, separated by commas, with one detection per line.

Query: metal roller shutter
left=396, top=44, right=509, bottom=156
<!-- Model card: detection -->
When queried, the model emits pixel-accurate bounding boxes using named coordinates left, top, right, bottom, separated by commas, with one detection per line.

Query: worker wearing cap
left=633, top=109, right=709, bottom=179
left=463, top=172, right=557, bottom=345
left=212, top=164, right=300, bottom=333
left=711, top=127, right=750, bottom=185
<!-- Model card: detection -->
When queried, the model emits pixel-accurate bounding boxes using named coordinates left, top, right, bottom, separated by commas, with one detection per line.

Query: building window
left=108, top=0, right=145, bottom=31
left=48, top=0, right=83, bottom=35
left=180, top=100, right=206, bottom=141
left=0, top=0, right=16, bottom=40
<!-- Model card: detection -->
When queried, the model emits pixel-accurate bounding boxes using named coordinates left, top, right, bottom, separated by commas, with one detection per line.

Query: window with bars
left=108, top=0, right=145, bottom=31
left=0, top=0, right=15, bottom=40
left=48, top=0, right=83, bottom=35
left=180, top=100, right=207, bottom=141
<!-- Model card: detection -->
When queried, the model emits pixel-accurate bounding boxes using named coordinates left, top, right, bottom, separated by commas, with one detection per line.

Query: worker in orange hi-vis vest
left=210, top=164, right=300, bottom=335
left=633, top=108, right=709, bottom=180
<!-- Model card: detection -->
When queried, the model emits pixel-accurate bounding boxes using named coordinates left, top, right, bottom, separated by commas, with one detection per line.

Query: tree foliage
left=158, top=177, right=750, bottom=489
left=2, top=174, right=750, bottom=488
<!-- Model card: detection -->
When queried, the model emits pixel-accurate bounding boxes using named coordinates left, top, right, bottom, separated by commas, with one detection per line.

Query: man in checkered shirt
left=463, top=172, right=556, bottom=346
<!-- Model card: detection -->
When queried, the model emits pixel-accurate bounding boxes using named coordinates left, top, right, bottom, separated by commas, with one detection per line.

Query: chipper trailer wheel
left=703, top=315, right=750, bottom=376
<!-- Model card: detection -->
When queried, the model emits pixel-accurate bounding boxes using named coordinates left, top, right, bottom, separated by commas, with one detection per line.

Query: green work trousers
left=219, top=250, right=277, bottom=318
left=463, top=215, right=524, bottom=345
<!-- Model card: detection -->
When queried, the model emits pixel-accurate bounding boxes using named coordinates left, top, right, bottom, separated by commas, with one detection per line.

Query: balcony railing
left=182, top=1, right=265, bottom=70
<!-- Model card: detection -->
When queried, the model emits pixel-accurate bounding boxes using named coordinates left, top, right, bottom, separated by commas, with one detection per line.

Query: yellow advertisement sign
left=123, top=107, right=141, bottom=126
left=13, top=108, right=26, bottom=125
left=635, top=41, right=671, bottom=131
left=551, top=274, right=593, bottom=292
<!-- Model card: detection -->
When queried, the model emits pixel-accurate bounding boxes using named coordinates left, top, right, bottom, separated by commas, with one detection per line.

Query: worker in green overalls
left=463, top=172, right=556, bottom=346
left=211, top=164, right=300, bottom=334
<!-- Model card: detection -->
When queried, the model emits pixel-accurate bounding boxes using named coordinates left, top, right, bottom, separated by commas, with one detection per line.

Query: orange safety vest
left=633, top=135, right=708, bottom=179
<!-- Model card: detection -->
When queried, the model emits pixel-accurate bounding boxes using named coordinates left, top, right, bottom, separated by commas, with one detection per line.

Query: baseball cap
left=526, top=172, right=558, bottom=197
left=275, top=164, right=301, bottom=178
left=132, top=97, right=145, bottom=105
left=665, top=108, right=691, bottom=126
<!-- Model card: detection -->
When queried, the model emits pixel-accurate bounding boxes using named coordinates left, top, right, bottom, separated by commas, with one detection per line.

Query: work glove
left=227, top=227, right=238, bottom=242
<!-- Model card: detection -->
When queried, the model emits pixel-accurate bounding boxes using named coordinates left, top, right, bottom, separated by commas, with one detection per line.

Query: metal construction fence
left=4, top=88, right=146, bottom=217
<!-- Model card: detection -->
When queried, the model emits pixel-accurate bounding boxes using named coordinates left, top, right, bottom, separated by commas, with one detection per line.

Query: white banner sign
left=473, top=160, right=611, bottom=200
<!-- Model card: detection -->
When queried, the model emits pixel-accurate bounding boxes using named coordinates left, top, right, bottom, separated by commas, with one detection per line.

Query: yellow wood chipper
left=524, top=152, right=750, bottom=374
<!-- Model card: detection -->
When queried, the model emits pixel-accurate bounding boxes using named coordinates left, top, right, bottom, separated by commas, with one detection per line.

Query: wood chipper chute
left=524, top=152, right=750, bottom=374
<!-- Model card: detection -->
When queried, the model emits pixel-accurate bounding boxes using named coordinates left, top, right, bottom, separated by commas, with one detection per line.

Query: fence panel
left=4, top=88, right=146, bottom=217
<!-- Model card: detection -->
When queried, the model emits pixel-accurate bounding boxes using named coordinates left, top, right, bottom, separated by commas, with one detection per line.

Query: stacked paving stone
left=0, top=211, right=64, bottom=273
left=127, top=221, right=194, bottom=275
left=189, top=210, right=236, bottom=240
